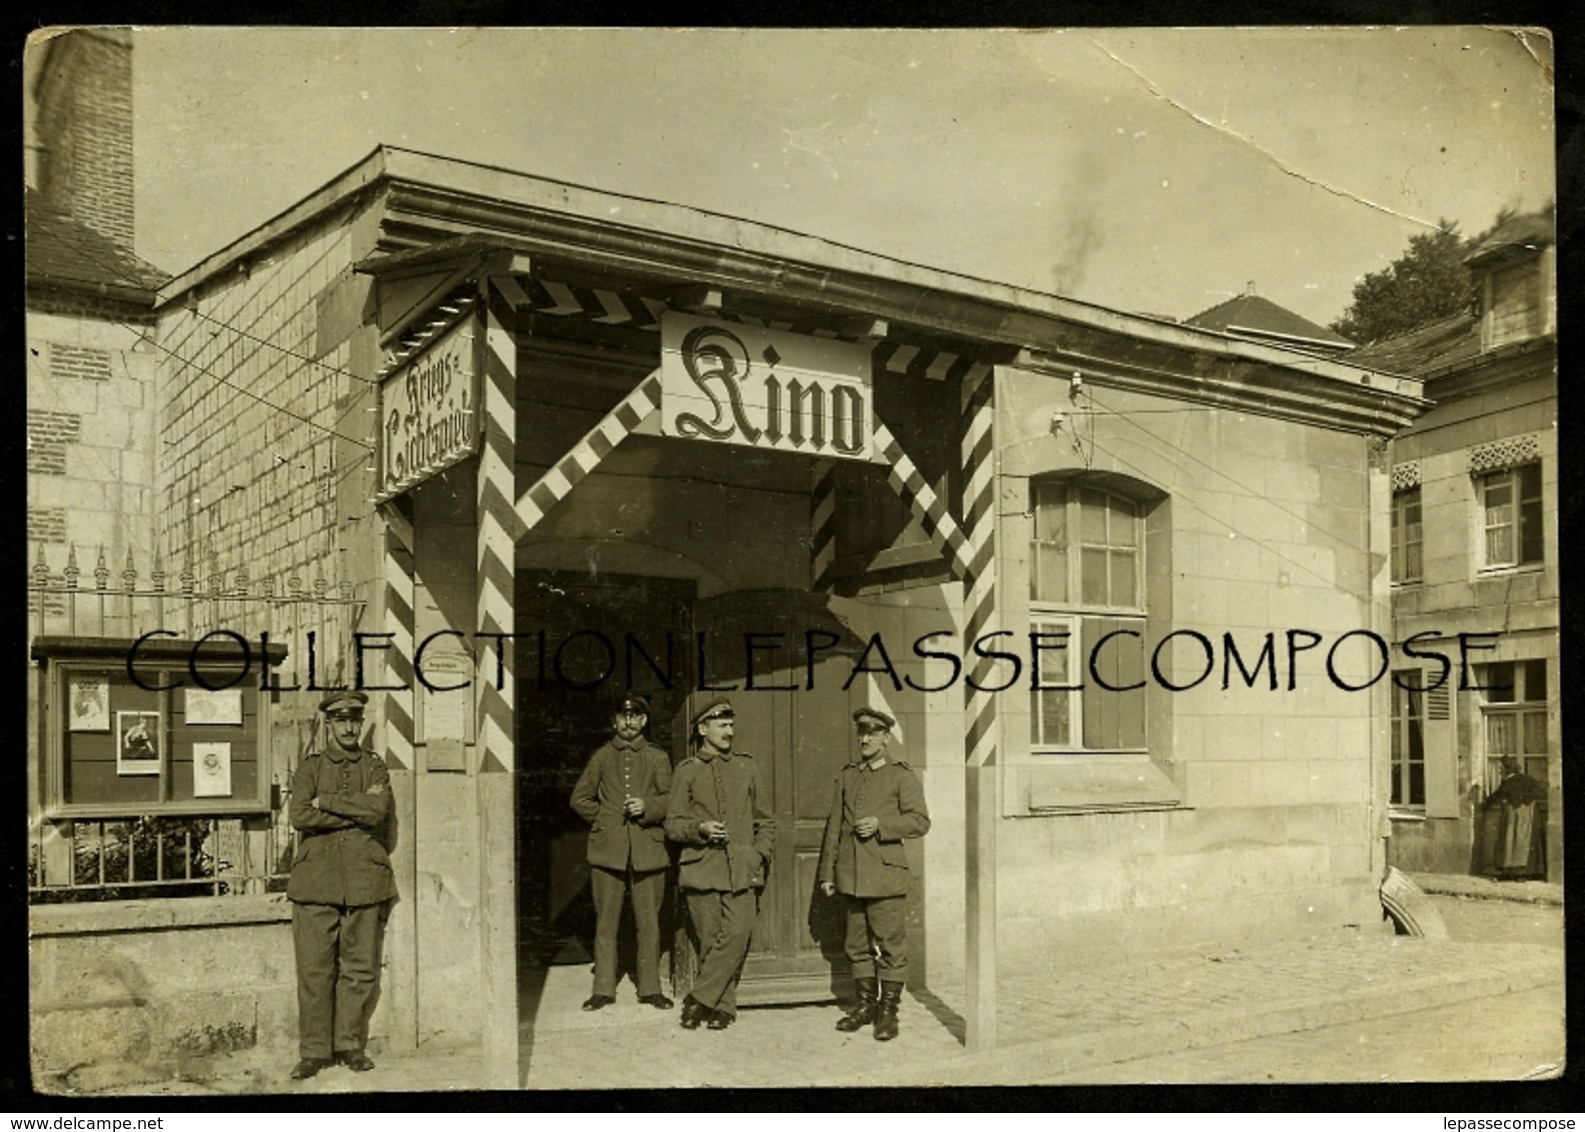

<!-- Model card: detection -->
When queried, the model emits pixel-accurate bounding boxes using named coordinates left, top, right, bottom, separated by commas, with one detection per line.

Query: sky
left=54, top=27, right=1561, bottom=329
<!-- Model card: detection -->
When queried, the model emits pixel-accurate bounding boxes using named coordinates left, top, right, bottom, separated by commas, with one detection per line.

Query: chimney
left=32, top=28, right=135, bottom=250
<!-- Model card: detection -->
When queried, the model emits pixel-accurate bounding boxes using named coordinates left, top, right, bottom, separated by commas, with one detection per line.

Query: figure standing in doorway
left=665, top=697, right=774, bottom=1031
left=569, top=690, right=675, bottom=1011
left=818, top=707, right=930, bottom=1041
left=286, top=690, right=396, bottom=1080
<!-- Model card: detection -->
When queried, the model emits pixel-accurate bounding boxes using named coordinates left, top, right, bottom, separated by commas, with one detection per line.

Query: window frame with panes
left=1390, top=486, right=1423, bottom=585
left=1477, top=463, right=1543, bottom=573
left=1027, top=479, right=1148, bottom=755
left=1389, top=669, right=1426, bottom=810
left=1476, top=658, right=1549, bottom=794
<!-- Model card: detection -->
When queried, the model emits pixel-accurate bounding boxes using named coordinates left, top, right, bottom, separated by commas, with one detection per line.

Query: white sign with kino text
left=660, top=312, right=873, bottom=460
left=378, top=318, right=479, bottom=499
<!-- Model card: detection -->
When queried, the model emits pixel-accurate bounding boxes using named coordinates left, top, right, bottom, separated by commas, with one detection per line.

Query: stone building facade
left=1357, top=211, right=1560, bottom=882
left=83, top=146, right=1427, bottom=1084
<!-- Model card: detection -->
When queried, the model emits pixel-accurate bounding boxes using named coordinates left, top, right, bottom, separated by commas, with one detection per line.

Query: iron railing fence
left=26, top=814, right=296, bottom=903
left=28, top=543, right=362, bottom=903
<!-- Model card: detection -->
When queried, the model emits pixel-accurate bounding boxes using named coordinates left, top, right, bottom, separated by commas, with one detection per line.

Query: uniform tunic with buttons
left=287, top=745, right=396, bottom=906
left=665, top=750, right=774, bottom=892
left=570, top=736, right=672, bottom=873
left=817, top=756, right=929, bottom=899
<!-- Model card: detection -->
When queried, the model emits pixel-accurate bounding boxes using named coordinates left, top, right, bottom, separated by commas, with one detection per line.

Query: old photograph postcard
left=22, top=25, right=1561, bottom=1099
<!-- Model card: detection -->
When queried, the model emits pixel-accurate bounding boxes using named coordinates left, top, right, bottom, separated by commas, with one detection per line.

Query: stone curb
left=822, top=946, right=1565, bottom=1088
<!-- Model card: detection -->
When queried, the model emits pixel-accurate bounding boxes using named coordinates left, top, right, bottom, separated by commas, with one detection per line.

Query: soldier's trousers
left=684, top=887, right=758, bottom=1017
left=842, top=892, right=908, bottom=982
left=590, top=864, right=666, bottom=997
left=292, top=900, right=385, bottom=1060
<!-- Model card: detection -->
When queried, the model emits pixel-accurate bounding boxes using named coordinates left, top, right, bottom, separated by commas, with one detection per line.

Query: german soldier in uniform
left=818, top=707, right=930, bottom=1041
left=287, top=690, right=396, bottom=1079
left=664, top=697, right=774, bottom=1031
left=569, top=690, right=674, bottom=1011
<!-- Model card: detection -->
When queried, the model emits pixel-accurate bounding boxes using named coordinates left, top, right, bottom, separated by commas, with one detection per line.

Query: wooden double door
left=516, top=573, right=861, bottom=1002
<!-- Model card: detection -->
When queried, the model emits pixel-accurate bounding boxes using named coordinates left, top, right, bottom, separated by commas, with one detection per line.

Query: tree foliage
left=1329, top=220, right=1479, bottom=346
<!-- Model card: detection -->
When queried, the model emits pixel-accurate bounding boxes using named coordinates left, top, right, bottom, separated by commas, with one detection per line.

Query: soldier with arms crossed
left=287, top=690, right=396, bottom=1079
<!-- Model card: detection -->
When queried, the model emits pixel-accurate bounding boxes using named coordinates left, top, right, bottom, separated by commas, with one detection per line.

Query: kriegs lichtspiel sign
left=377, top=318, right=479, bottom=499
left=660, top=312, right=873, bottom=460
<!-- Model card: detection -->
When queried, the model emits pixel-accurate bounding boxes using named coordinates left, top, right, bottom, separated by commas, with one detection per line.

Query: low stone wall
left=30, top=894, right=295, bottom=1092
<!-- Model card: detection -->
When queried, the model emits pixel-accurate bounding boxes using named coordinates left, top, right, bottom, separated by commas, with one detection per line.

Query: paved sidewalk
left=93, top=916, right=1564, bottom=1095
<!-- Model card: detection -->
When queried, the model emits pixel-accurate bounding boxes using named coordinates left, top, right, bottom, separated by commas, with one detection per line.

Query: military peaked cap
left=615, top=690, right=652, bottom=715
left=691, top=696, right=735, bottom=730
left=853, top=707, right=895, bottom=732
left=319, top=690, right=369, bottom=715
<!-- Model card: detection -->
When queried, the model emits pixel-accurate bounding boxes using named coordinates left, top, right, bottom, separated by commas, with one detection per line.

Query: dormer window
left=1485, top=258, right=1546, bottom=348
left=1466, top=210, right=1556, bottom=351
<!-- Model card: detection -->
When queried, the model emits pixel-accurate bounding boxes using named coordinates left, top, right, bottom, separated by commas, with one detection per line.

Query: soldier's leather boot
left=873, top=981, right=904, bottom=1041
left=679, top=995, right=706, bottom=1030
left=835, top=977, right=877, bottom=1032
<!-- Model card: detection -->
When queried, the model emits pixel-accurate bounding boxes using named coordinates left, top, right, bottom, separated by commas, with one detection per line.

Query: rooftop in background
left=26, top=187, right=169, bottom=306
left=1345, top=312, right=1481, bottom=376
left=1184, top=284, right=1355, bottom=355
left=1350, top=205, right=1556, bottom=378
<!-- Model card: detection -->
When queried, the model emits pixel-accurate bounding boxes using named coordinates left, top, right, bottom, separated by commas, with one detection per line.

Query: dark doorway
left=515, top=570, right=696, bottom=972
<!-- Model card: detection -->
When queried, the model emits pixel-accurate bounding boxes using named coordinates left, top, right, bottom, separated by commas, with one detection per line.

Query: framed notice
left=192, top=742, right=234, bottom=798
left=116, top=711, right=162, bottom=776
left=185, top=686, right=243, bottom=726
left=68, top=677, right=110, bottom=732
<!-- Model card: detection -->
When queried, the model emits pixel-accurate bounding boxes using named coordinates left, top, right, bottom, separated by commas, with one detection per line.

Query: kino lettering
left=672, top=325, right=866, bottom=456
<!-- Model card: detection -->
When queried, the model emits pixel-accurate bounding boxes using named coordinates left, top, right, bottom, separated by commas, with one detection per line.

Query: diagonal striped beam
left=809, top=458, right=839, bottom=592
left=476, top=279, right=519, bottom=775
left=513, top=371, right=663, bottom=537
left=875, top=340, right=992, bottom=384
left=960, top=366, right=999, bottom=767
left=873, top=420, right=971, bottom=582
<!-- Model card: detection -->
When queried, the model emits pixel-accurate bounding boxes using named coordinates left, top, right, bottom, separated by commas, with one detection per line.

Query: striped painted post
left=476, top=274, right=523, bottom=1089
left=476, top=283, right=519, bottom=776
left=960, top=362, right=999, bottom=1053
left=872, top=420, right=971, bottom=582
left=380, top=510, right=416, bottom=773
left=513, top=371, right=663, bottom=536
left=809, top=458, right=839, bottom=592
left=961, top=366, right=999, bottom=768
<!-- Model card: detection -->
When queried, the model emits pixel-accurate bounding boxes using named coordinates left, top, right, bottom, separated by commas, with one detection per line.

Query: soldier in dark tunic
left=569, top=690, right=674, bottom=1011
left=818, top=707, right=930, bottom=1041
left=664, top=697, right=774, bottom=1031
left=286, top=690, right=396, bottom=1079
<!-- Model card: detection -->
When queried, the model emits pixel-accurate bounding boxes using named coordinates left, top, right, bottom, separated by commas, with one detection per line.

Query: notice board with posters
left=31, top=635, right=287, bottom=819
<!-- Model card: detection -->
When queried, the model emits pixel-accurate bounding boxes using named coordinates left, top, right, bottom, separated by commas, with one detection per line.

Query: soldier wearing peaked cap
left=665, top=697, right=775, bottom=1031
left=818, top=707, right=930, bottom=1041
left=287, top=690, right=396, bottom=1080
left=569, top=690, right=674, bottom=1011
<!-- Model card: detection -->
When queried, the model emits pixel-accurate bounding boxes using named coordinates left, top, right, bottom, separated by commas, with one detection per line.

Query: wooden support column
left=476, top=273, right=524, bottom=1087
left=378, top=505, right=419, bottom=1053
left=960, top=364, right=998, bottom=1051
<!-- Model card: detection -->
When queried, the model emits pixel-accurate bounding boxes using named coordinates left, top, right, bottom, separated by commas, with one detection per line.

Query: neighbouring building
left=1185, top=281, right=1356, bottom=358
left=29, top=139, right=1433, bottom=1087
left=1352, top=209, right=1560, bottom=884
